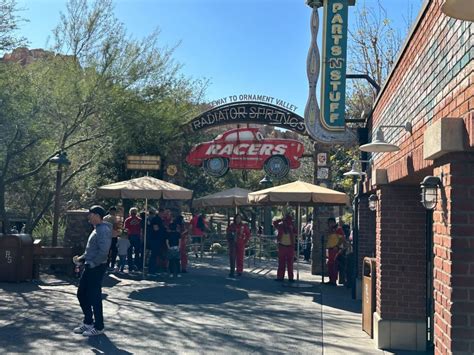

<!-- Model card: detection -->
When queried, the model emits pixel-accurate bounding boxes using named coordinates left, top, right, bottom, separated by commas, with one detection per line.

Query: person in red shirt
left=190, top=212, right=207, bottom=258
left=226, top=214, right=251, bottom=278
left=325, top=217, right=345, bottom=285
left=273, top=213, right=297, bottom=282
left=173, top=214, right=189, bottom=273
left=123, top=207, right=142, bottom=271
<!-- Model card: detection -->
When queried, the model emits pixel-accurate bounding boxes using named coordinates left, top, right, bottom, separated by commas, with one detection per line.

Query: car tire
left=203, top=157, right=229, bottom=177
left=264, top=155, right=290, bottom=179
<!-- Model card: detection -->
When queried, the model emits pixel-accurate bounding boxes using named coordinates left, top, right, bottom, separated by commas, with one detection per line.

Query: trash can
left=0, top=234, right=34, bottom=282
left=362, top=257, right=376, bottom=337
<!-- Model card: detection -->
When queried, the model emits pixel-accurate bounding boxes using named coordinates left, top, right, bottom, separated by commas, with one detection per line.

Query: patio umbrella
left=247, top=180, right=349, bottom=206
left=192, top=187, right=251, bottom=209
left=248, top=180, right=349, bottom=286
left=96, top=176, right=193, bottom=276
left=96, top=176, right=193, bottom=200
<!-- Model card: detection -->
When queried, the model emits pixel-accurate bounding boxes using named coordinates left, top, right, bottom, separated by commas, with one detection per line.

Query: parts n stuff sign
left=320, top=0, right=349, bottom=131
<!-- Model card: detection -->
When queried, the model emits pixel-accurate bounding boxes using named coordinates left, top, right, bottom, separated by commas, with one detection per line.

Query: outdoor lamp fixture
left=343, top=160, right=370, bottom=177
left=441, top=0, right=474, bottom=21
left=49, top=151, right=71, bottom=166
left=259, top=174, right=273, bottom=188
left=306, top=0, right=323, bottom=7
left=368, top=194, right=378, bottom=211
left=420, top=176, right=442, bottom=210
left=49, top=151, right=71, bottom=247
left=359, top=121, right=412, bottom=153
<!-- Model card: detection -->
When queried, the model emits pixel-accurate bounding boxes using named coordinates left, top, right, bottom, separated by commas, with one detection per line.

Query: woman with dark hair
left=273, top=213, right=297, bottom=282
left=226, top=214, right=250, bottom=278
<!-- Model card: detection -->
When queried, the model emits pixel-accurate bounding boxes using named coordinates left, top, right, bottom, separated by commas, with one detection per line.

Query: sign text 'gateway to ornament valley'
left=320, top=0, right=350, bottom=131
left=189, top=99, right=306, bottom=134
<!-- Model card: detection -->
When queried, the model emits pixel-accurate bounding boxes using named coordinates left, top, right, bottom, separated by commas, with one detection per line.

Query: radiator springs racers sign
left=186, top=128, right=304, bottom=178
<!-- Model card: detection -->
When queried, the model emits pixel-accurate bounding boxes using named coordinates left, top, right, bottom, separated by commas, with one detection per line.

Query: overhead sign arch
left=183, top=101, right=307, bottom=135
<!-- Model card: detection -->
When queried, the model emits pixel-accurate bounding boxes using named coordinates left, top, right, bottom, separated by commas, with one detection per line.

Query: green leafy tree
left=1, top=0, right=208, bottom=236
left=0, top=0, right=27, bottom=53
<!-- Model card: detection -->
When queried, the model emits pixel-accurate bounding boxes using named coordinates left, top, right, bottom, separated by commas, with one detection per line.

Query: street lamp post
left=49, top=151, right=71, bottom=246
left=259, top=175, right=273, bottom=235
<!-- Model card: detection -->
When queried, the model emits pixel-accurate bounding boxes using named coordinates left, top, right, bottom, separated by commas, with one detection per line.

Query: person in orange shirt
left=325, top=217, right=345, bottom=285
left=226, top=214, right=251, bottom=278
left=273, top=213, right=297, bottom=282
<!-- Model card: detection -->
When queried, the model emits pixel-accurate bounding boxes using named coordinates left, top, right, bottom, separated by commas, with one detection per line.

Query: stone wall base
left=373, top=312, right=426, bottom=351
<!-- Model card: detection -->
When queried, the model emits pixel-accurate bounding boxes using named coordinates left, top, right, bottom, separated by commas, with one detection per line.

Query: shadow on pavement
left=317, top=284, right=361, bottom=313
left=88, top=334, right=133, bottom=355
left=0, top=282, right=41, bottom=293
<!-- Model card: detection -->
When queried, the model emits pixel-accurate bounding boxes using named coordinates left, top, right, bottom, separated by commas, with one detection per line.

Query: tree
left=0, top=0, right=207, bottom=236
left=0, top=0, right=27, bottom=53
left=346, top=0, right=406, bottom=120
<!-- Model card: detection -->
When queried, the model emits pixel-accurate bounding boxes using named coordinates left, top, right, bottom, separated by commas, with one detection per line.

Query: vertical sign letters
left=320, top=0, right=349, bottom=131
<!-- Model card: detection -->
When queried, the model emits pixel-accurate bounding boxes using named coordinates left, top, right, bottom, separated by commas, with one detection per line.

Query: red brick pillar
left=433, top=153, right=474, bottom=355
left=373, top=185, right=427, bottom=351
left=358, top=194, right=376, bottom=278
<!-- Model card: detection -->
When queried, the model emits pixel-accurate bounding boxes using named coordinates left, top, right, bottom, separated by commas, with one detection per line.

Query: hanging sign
left=186, top=127, right=305, bottom=179
left=320, top=0, right=350, bottom=131
left=185, top=101, right=306, bottom=135
left=126, top=155, right=161, bottom=170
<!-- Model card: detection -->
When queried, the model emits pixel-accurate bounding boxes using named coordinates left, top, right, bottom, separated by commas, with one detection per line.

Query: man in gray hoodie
left=73, top=205, right=112, bottom=336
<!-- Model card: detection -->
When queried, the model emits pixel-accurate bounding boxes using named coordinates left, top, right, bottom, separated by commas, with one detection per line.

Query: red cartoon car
left=186, top=128, right=305, bottom=178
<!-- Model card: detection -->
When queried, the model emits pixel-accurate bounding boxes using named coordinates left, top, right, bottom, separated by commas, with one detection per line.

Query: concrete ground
left=0, top=255, right=430, bottom=354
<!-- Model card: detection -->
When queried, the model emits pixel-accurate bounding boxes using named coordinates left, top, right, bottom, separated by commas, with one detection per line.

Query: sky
left=16, top=0, right=424, bottom=116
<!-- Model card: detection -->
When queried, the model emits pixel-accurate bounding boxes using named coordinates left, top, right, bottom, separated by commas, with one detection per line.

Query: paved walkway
left=0, top=255, right=429, bottom=354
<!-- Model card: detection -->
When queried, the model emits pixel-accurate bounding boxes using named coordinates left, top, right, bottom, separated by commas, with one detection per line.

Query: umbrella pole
left=297, top=204, right=300, bottom=282
left=142, top=198, right=148, bottom=278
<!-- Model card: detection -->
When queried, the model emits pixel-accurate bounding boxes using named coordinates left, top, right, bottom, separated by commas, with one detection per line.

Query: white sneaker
left=169, top=274, right=174, bottom=278
left=82, top=327, right=104, bottom=336
left=73, top=323, right=93, bottom=334
left=177, top=274, right=182, bottom=278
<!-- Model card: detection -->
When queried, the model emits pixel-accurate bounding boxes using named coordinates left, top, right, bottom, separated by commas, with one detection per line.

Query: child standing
left=117, top=234, right=131, bottom=272
left=166, top=223, right=181, bottom=278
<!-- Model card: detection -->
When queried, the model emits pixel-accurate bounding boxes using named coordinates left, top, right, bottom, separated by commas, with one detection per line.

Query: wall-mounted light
left=343, top=160, right=371, bottom=177
left=368, top=194, right=378, bottom=211
left=420, top=176, right=442, bottom=210
left=441, top=0, right=474, bottom=21
left=359, top=121, right=412, bottom=153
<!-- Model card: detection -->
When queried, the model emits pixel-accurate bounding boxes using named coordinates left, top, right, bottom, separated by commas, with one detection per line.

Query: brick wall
left=375, top=185, right=426, bottom=321
left=358, top=195, right=376, bottom=278
left=64, top=210, right=93, bottom=255
left=369, top=1, right=473, bottom=182
left=433, top=154, right=474, bottom=355
left=367, top=2, right=473, bottom=352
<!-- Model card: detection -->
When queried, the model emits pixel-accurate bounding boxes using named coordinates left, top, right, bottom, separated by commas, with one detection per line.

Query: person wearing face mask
left=273, top=213, right=297, bottom=282
left=226, top=214, right=251, bottom=278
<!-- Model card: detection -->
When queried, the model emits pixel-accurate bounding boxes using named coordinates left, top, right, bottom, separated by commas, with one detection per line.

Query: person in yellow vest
left=325, top=217, right=345, bottom=285
left=273, top=213, right=297, bottom=282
